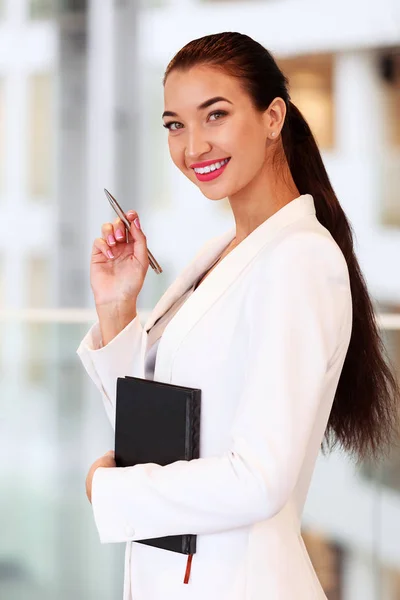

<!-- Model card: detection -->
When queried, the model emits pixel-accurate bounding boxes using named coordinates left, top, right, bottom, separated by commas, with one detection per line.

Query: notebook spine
left=183, top=533, right=197, bottom=554
left=191, top=391, right=201, bottom=460
left=182, top=392, right=201, bottom=555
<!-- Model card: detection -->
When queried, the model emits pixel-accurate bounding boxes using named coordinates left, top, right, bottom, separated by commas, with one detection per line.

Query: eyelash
left=163, top=110, right=228, bottom=131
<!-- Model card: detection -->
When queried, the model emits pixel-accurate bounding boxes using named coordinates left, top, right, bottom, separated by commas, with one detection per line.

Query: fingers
left=101, top=210, right=139, bottom=245
left=125, top=212, right=149, bottom=266
left=126, top=211, right=145, bottom=241
left=97, top=209, right=147, bottom=265
left=125, top=211, right=138, bottom=224
left=101, top=220, right=124, bottom=246
left=93, top=237, right=116, bottom=260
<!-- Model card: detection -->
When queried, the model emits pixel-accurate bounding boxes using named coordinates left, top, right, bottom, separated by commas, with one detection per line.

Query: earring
left=271, top=132, right=276, bottom=138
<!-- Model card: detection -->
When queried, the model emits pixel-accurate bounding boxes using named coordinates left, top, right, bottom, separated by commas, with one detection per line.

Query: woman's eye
left=163, top=122, right=183, bottom=131
left=209, top=110, right=227, bottom=121
left=163, top=110, right=227, bottom=131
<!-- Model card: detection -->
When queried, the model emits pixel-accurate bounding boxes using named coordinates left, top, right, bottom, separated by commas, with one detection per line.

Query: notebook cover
left=115, top=376, right=201, bottom=555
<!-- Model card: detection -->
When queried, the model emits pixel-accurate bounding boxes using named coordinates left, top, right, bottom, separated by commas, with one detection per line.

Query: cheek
left=168, top=137, right=188, bottom=172
left=233, top=122, right=266, bottom=168
left=221, top=119, right=260, bottom=162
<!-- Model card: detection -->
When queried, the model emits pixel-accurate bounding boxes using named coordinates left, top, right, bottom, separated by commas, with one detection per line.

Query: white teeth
left=194, top=158, right=229, bottom=174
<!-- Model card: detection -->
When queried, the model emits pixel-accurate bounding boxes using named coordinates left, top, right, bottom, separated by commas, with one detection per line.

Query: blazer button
left=125, top=525, right=135, bottom=537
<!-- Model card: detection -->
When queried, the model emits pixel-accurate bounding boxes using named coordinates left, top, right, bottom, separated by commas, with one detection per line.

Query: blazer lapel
left=143, top=227, right=236, bottom=333
left=145, top=194, right=316, bottom=383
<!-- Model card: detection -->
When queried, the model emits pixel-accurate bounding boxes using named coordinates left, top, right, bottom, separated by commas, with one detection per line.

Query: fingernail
left=134, top=217, right=141, bottom=230
left=115, top=229, right=124, bottom=239
left=107, top=250, right=114, bottom=259
left=127, top=211, right=135, bottom=217
left=108, top=234, right=116, bottom=245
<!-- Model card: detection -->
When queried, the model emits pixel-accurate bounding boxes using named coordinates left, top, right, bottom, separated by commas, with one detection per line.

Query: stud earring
left=271, top=132, right=276, bottom=138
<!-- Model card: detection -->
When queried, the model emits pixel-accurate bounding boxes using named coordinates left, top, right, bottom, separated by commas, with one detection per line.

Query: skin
left=86, top=65, right=302, bottom=502
left=163, top=64, right=300, bottom=247
left=86, top=451, right=116, bottom=504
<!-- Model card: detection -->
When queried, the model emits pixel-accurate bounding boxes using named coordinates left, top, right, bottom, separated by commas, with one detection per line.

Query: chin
left=200, top=188, right=229, bottom=201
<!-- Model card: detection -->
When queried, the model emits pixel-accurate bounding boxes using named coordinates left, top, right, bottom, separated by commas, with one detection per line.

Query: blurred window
left=26, top=322, right=50, bottom=384
left=26, top=255, right=50, bottom=308
left=361, top=327, right=400, bottom=492
left=30, top=0, right=86, bottom=18
left=278, top=53, right=335, bottom=150
left=0, top=79, right=4, bottom=197
left=59, top=0, right=86, bottom=12
left=0, top=256, right=4, bottom=307
left=141, top=66, right=172, bottom=210
left=25, top=255, right=51, bottom=384
left=302, top=530, right=344, bottom=599
left=382, top=51, right=400, bottom=149
left=27, top=73, right=54, bottom=201
left=381, top=49, right=400, bottom=226
left=29, top=0, right=55, bottom=19
left=138, top=0, right=170, bottom=6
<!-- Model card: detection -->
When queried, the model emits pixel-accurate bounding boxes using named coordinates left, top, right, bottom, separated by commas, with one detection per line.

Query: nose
left=185, top=127, right=212, bottom=163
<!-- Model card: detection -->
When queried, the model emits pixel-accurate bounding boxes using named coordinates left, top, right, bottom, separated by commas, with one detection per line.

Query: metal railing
left=0, top=309, right=399, bottom=330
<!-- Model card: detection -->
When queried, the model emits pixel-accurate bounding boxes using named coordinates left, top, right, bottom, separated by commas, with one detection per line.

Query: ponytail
left=283, top=101, right=399, bottom=464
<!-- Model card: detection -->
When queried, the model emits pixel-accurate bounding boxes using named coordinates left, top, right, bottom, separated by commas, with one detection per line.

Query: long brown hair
left=163, top=32, right=400, bottom=466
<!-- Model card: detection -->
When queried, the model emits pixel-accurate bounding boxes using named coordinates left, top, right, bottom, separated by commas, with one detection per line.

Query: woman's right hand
left=90, top=210, right=149, bottom=311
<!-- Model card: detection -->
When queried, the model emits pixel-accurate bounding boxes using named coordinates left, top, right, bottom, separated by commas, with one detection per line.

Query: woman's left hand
left=86, top=450, right=116, bottom=504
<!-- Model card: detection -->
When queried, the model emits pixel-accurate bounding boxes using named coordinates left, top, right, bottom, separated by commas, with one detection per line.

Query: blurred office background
left=0, top=0, right=399, bottom=598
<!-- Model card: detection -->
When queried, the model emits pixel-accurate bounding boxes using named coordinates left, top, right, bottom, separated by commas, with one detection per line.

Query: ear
left=262, top=97, right=287, bottom=135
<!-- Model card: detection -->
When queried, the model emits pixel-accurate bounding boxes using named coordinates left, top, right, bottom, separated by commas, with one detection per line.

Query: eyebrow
left=162, top=96, right=233, bottom=119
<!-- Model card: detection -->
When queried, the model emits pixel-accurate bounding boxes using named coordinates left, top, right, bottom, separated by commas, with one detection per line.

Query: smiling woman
left=77, top=31, right=399, bottom=600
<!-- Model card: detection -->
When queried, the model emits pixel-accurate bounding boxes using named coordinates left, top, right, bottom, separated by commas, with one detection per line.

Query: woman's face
left=163, top=65, right=272, bottom=201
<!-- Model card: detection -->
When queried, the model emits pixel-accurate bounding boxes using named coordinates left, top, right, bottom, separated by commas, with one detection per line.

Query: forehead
left=163, top=65, right=246, bottom=110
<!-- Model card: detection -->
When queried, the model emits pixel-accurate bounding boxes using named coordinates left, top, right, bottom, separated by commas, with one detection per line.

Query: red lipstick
left=190, top=157, right=230, bottom=169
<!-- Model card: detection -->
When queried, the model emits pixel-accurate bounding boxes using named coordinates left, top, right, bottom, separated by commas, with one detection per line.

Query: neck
left=227, top=159, right=300, bottom=244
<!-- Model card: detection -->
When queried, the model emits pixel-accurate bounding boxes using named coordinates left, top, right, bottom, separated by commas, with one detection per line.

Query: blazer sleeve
left=75, top=237, right=215, bottom=430
left=90, top=234, right=352, bottom=544
left=76, top=315, right=144, bottom=428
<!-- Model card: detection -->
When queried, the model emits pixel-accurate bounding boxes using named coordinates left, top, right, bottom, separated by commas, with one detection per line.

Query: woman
left=77, top=32, right=399, bottom=600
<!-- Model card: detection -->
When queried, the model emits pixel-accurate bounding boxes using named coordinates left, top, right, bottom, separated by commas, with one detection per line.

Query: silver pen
left=104, top=188, right=162, bottom=274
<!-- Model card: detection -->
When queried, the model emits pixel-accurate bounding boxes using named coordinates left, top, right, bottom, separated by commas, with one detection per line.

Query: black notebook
left=115, top=375, right=201, bottom=555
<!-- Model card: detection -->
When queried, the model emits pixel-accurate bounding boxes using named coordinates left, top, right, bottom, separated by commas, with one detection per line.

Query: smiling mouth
left=193, top=158, right=230, bottom=174
left=193, top=158, right=231, bottom=182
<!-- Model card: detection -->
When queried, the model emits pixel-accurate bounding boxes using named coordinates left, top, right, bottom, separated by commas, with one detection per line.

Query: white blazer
left=76, top=194, right=353, bottom=600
